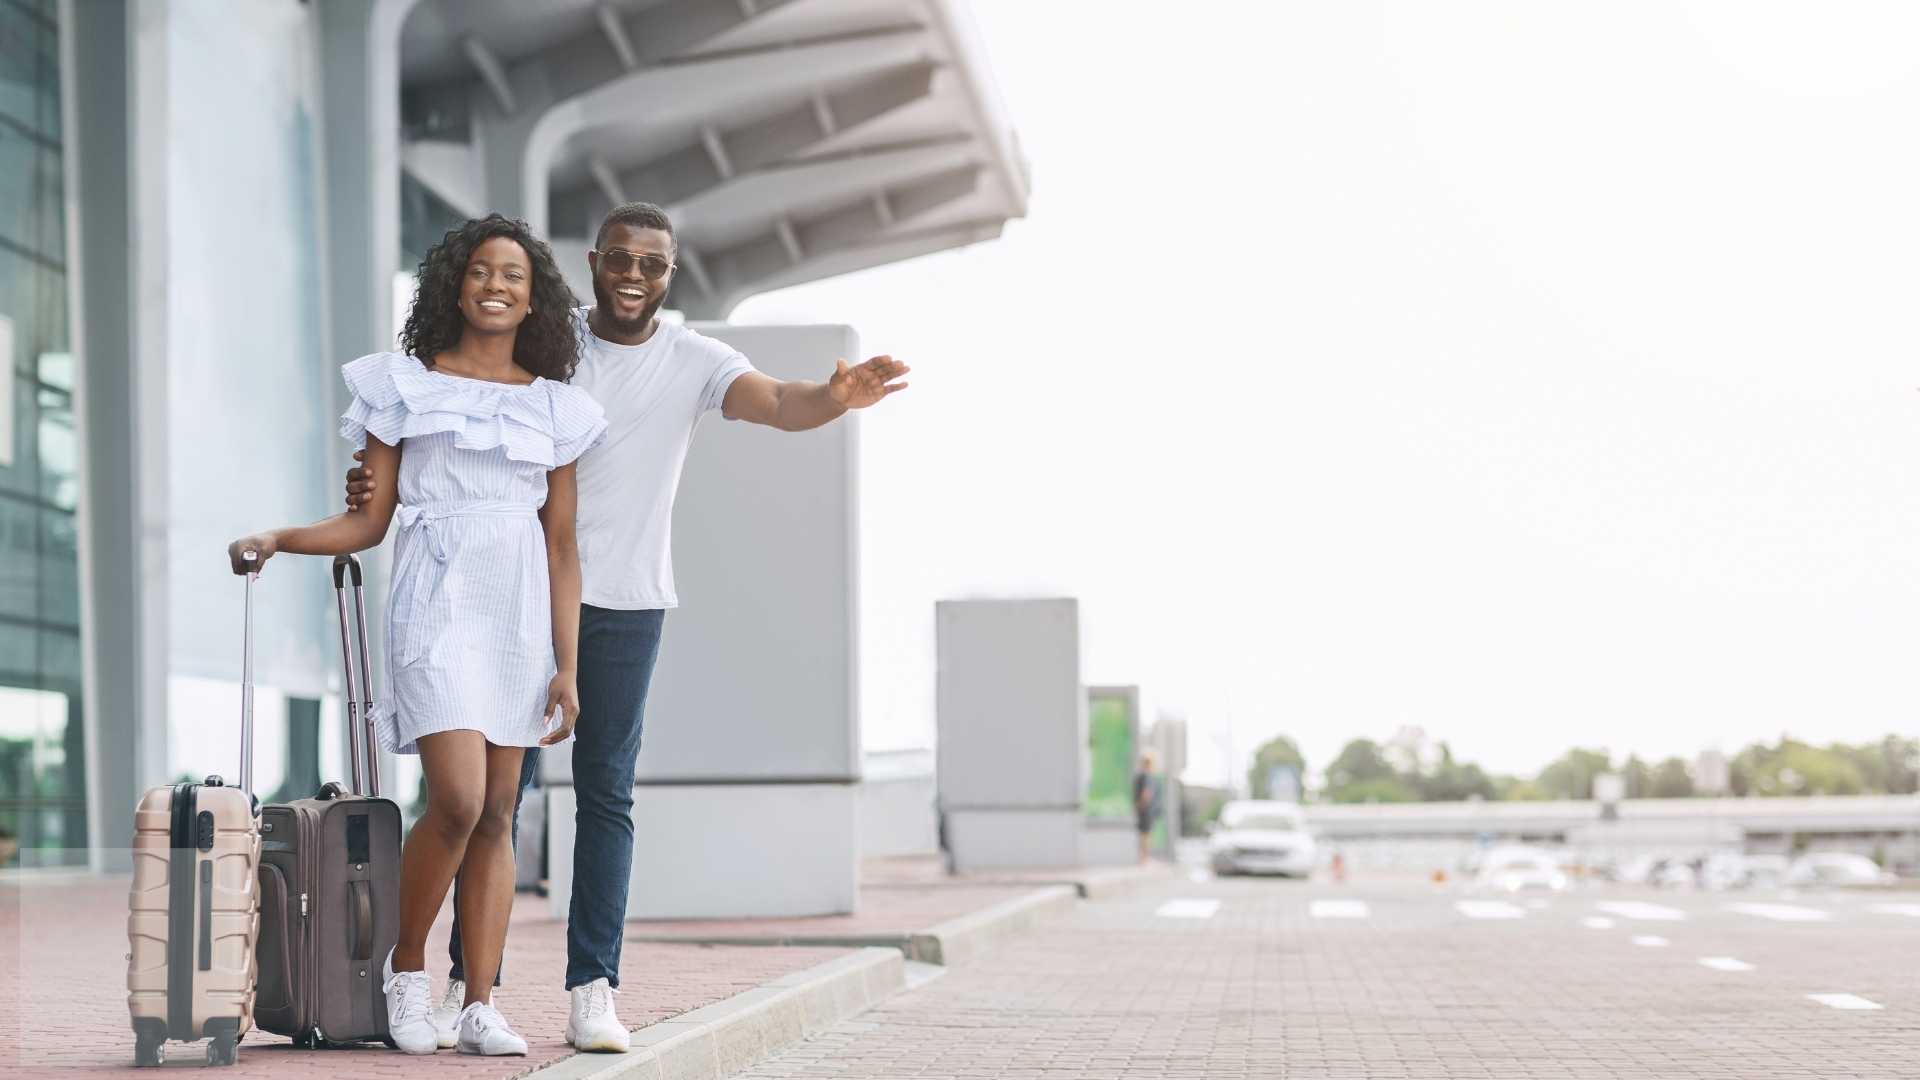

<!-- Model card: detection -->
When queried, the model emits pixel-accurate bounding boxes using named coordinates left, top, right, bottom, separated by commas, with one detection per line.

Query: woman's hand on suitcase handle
left=539, top=671, right=581, bottom=746
left=227, top=534, right=279, bottom=575
left=345, top=449, right=376, bottom=512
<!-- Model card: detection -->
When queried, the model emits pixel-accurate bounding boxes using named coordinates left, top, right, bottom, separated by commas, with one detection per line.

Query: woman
left=227, top=214, right=605, bottom=1056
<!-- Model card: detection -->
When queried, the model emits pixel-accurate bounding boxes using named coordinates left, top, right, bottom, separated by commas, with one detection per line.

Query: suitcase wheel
left=132, top=1019, right=166, bottom=1067
left=207, top=1035, right=238, bottom=1067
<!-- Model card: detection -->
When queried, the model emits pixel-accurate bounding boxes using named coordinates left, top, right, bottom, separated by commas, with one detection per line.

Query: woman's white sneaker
left=381, top=949, right=439, bottom=1055
left=431, top=979, right=465, bottom=1049
left=456, top=1001, right=528, bottom=1056
left=566, top=978, right=629, bottom=1053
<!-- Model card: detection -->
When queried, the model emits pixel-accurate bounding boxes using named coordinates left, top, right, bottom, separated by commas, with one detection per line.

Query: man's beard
left=592, top=278, right=662, bottom=335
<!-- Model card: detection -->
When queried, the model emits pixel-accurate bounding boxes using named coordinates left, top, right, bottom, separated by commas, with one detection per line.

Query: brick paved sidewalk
left=1, top=874, right=847, bottom=1076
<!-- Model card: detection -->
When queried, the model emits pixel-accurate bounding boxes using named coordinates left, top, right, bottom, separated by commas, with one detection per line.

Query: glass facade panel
left=0, top=0, right=82, bottom=867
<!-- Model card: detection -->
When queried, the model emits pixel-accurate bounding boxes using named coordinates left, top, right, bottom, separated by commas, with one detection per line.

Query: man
left=1133, top=751, right=1162, bottom=864
left=345, top=202, right=906, bottom=1052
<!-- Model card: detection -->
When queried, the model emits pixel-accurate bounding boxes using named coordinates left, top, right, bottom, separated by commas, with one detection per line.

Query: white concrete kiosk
left=548, top=324, right=861, bottom=920
left=936, top=598, right=1087, bottom=871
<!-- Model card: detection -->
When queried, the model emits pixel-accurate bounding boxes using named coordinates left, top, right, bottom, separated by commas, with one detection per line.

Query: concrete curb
left=1069, top=864, right=1176, bottom=901
left=629, top=884, right=1082, bottom=967
left=905, top=884, right=1077, bottom=966
left=521, top=947, right=903, bottom=1080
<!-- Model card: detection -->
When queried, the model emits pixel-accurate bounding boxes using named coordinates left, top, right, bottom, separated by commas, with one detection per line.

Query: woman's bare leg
left=457, top=742, right=527, bottom=1004
left=392, top=731, right=487, bottom=972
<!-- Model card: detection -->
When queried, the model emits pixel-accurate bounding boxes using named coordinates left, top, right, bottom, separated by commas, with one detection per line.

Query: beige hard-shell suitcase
left=126, top=552, right=264, bottom=1067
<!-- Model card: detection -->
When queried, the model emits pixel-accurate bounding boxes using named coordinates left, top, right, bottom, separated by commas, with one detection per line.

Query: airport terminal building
left=0, top=0, right=1026, bottom=873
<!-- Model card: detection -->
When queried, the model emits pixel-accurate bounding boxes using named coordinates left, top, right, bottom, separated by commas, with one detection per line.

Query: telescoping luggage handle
left=238, top=551, right=258, bottom=795
left=332, top=555, right=381, bottom=798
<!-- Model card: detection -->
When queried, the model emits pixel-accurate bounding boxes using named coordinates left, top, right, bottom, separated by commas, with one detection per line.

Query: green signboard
left=1087, top=691, right=1135, bottom=820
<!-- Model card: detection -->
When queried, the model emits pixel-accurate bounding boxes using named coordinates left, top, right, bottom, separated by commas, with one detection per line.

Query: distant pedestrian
left=1134, top=751, right=1162, bottom=863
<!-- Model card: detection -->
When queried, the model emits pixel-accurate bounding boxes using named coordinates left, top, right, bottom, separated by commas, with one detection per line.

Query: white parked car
left=1742, top=854, right=1792, bottom=889
left=1651, top=859, right=1699, bottom=890
left=1475, top=847, right=1570, bottom=893
left=1786, top=852, right=1895, bottom=888
left=1700, top=852, right=1791, bottom=890
left=1208, top=801, right=1317, bottom=877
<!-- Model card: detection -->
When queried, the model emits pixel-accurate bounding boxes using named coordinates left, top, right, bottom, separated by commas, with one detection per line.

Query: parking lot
left=735, top=868, right=1920, bottom=1078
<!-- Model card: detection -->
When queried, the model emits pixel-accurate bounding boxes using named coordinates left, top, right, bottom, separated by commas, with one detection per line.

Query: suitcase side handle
left=332, top=555, right=381, bottom=798
left=348, top=879, right=374, bottom=967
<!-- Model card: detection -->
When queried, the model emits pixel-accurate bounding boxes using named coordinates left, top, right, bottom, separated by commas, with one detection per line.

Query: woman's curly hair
left=399, top=214, right=581, bottom=382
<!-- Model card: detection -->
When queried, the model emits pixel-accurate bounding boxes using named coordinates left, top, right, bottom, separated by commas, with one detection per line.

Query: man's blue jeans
left=449, top=604, right=665, bottom=990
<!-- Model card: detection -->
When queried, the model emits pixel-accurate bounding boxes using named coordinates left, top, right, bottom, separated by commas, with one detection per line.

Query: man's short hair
left=596, top=201, right=675, bottom=250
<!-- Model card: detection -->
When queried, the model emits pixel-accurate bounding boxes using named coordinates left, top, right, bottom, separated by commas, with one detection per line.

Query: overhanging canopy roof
left=397, top=0, right=1029, bottom=317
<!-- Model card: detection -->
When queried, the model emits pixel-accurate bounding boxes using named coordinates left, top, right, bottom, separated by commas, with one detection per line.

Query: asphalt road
left=732, top=868, right=1920, bottom=1078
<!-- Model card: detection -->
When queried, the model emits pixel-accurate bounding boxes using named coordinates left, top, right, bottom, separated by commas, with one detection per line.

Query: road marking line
left=1309, top=899, right=1369, bottom=919
left=1187, top=869, right=1212, bottom=884
left=1581, top=916, right=1615, bottom=929
left=1807, top=993, right=1882, bottom=1011
left=1155, top=899, right=1221, bottom=919
left=1699, top=957, right=1754, bottom=972
left=1868, top=902, right=1920, bottom=918
left=1727, top=902, right=1831, bottom=923
left=1631, top=935, right=1669, bottom=947
left=1456, top=900, right=1526, bottom=920
left=1596, top=901, right=1687, bottom=922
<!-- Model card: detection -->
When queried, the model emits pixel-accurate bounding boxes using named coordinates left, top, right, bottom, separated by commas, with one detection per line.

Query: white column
left=315, top=0, right=417, bottom=797
left=64, top=0, right=168, bottom=870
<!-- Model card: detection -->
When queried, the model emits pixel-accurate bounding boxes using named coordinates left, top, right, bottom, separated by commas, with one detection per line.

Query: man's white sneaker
left=566, top=978, right=629, bottom=1053
left=381, top=949, right=438, bottom=1055
left=456, top=1001, right=528, bottom=1056
left=432, top=979, right=465, bottom=1049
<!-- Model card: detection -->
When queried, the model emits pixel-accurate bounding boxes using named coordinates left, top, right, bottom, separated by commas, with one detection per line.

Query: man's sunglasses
left=594, top=247, right=675, bottom=280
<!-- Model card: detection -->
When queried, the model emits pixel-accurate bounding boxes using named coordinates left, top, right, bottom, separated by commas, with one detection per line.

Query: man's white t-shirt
left=570, top=308, right=756, bottom=609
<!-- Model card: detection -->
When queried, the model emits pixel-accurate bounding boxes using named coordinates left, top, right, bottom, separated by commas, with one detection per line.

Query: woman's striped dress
left=338, top=351, right=607, bottom=754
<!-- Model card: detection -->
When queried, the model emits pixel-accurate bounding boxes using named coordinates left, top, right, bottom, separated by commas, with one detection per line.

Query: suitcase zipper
left=306, top=811, right=323, bottom=1045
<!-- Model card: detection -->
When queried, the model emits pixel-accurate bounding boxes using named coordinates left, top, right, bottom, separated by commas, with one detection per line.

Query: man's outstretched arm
left=722, top=355, right=909, bottom=431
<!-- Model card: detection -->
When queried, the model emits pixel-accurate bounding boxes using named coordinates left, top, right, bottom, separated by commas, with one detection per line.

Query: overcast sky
left=736, top=1, right=1920, bottom=788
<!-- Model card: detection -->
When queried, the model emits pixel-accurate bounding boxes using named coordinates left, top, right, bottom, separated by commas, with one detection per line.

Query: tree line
left=1245, top=733, right=1920, bottom=803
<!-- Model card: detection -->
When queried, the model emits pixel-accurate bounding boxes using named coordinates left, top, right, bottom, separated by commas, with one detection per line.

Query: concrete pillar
left=471, top=77, right=561, bottom=234
left=936, top=599, right=1087, bottom=871
left=64, top=0, right=171, bottom=870
left=315, top=0, right=417, bottom=797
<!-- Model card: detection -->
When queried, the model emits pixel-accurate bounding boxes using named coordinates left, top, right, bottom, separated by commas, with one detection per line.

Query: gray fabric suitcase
left=254, top=555, right=403, bottom=1048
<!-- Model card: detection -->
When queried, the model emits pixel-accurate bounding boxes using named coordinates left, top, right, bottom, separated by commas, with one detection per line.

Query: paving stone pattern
left=737, top=874, right=1920, bottom=1078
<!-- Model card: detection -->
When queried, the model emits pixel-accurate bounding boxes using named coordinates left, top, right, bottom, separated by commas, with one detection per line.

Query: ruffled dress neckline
left=338, top=351, right=604, bottom=469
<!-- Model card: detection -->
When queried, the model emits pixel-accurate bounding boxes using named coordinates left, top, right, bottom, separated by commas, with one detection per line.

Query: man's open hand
left=826, top=355, right=909, bottom=409
left=345, top=449, right=374, bottom=512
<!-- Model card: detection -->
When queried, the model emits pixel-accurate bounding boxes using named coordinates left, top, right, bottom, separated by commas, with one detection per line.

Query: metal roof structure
left=393, top=0, right=1029, bottom=317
